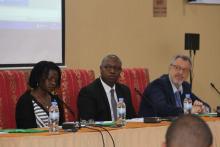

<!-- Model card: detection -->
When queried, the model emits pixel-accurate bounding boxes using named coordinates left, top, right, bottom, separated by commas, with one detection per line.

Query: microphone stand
left=210, top=83, right=220, bottom=116
left=189, top=50, right=193, bottom=91
left=134, top=88, right=158, bottom=117
left=58, top=98, right=76, bottom=119
left=210, top=83, right=220, bottom=95
left=50, top=90, right=80, bottom=131
left=135, top=88, right=179, bottom=122
left=51, top=91, right=76, bottom=119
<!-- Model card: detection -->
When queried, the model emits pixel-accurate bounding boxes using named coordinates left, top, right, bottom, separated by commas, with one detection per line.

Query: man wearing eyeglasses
left=139, top=55, right=210, bottom=117
left=78, top=54, right=136, bottom=121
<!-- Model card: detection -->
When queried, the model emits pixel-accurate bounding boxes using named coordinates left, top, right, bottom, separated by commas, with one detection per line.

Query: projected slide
left=188, top=0, right=220, bottom=4
left=0, top=0, right=63, bottom=66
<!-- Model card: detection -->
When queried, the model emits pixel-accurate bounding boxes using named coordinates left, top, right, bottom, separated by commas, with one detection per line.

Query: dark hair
left=29, top=61, right=61, bottom=88
left=166, top=114, right=213, bottom=147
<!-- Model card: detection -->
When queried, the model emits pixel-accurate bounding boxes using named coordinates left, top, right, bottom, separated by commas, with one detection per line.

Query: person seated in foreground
left=139, top=54, right=210, bottom=117
left=16, top=61, right=64, bottom=129
left=78, top=54, right=136, bottom=121
left=162, top=114, right=213, bottom=147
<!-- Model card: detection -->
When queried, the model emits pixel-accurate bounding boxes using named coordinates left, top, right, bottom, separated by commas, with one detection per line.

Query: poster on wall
left=153, top=0, right=167, bottom=17
left=188, top=0, right=220, bottom=4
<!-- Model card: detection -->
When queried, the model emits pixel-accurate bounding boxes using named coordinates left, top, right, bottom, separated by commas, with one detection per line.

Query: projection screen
left=0, top=0, right=65, bottom=68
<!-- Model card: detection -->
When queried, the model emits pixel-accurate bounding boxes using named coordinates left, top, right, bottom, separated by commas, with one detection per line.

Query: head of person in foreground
left=163, top=114, right=213, bottom=147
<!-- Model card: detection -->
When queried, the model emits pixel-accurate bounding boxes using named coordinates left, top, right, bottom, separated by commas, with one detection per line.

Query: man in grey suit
left=78, top=54, right=136, bottom=121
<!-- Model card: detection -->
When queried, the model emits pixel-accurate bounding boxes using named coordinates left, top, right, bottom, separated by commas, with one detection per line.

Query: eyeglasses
left=103, top=65, right=122, bottom=72
left=171, top=64, right=190, bottom=73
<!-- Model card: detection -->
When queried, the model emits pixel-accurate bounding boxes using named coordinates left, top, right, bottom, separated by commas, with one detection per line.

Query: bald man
left=163, top=114, right=213, bottom=147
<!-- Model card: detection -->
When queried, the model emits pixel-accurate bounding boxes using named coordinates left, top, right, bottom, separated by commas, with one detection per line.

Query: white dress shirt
left=100, top=77, right=118, bottom=121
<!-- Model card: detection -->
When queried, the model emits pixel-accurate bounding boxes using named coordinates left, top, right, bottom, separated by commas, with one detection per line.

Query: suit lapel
left=97, top=79, right=112, bottom=117
left=165, top=76, right=177, bottom=105
left=115, top=84, right=121, bottom=101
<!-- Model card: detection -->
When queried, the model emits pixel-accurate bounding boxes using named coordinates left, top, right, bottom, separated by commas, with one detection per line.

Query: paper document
left=126, top=118, right=144, bottom=122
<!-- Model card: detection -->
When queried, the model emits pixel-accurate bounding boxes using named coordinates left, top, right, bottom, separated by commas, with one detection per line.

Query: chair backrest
left=0, top=69, right=95, bottom=129
left=0, top=70, right=29, bottom=129
left=58, top=69, right=95, bottom=121
left=118, top=68, right=150, bottom=114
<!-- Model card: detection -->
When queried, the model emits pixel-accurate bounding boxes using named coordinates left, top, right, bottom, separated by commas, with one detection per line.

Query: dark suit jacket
left=139, top=74, right=209, bottom=117
left=77, top=78, right=136, bottom=121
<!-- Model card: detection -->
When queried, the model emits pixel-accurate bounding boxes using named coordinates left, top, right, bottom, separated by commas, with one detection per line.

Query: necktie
left=174, top=91, right=182, bottom=108
left=110, top=89, right=117, bottom=121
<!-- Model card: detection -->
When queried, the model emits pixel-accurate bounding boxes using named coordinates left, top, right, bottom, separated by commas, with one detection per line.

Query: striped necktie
left=174, top=91, right=182, bottom=108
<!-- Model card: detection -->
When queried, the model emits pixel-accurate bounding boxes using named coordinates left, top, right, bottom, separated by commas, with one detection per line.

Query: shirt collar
left=100, top=77, right=115, bottom=93
left=169, top=75, right=183, bottom=94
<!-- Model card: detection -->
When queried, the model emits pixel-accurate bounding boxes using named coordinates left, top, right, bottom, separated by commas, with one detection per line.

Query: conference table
left=0, top=117, right=220, bottom=147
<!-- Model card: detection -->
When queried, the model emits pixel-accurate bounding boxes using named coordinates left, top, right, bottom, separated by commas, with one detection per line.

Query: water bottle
left=48, top=100, right=60, bottom=133
left=183, top=94, right=192, bottom=114
left=116, top=98, right=126, bottom=126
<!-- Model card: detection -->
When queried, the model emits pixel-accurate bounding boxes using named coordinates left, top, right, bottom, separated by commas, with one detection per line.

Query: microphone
left=56, top=97, right=76, bottom=119
left=210, top=83, right=220, bottom=116
left=134, top=88, right=178, bottom=122
left=50, top=91, right=81, bottom=131
left=56, top=96, right=83, bottom=131
left=210, top=82, right=220, bottom=95
left=50, top=90, right=76, bottom=119
left=134, top=88, right=158, bottom=117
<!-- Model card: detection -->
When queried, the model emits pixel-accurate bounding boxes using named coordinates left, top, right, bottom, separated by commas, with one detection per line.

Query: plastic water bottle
left=183, top=94, right=192, bottom=114
left=48, top=100, right=60, bottom=133
left=116, top=98, right=126, bottom=126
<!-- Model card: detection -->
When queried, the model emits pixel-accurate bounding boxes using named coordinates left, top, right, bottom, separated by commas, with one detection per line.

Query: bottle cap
left=118, top=98, right=124, bottom=102
left=185, top=94, right=190, bottom=98
left=51, top=100, right=57, bottom=105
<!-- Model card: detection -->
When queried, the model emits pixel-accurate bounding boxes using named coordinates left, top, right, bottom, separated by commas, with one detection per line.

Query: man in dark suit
left=139, top=55, right=210, bottom=117
left=78, top=54, right=136, bottom=121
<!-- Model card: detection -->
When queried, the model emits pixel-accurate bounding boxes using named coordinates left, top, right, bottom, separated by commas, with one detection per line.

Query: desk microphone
left=134, top=88, right=158, bottom=117
left=56, top=97, right=76, bottom=119
left=50, top=91, right=80, bottom=131
left=50, top=90, right=76, bottom=119
left=210, top=83, right=220, bottom=116
left=134, top=88, right=178, bottom=122
left=210, top=82, right=220, bottom=95
left=56, top=97, right=81, bottom=131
